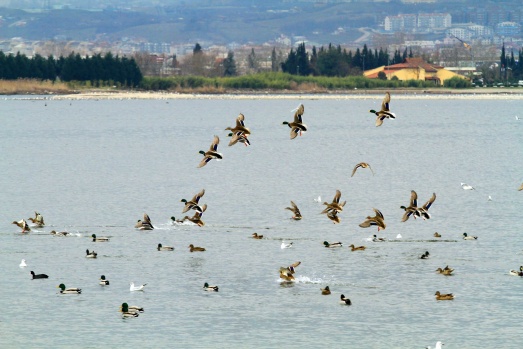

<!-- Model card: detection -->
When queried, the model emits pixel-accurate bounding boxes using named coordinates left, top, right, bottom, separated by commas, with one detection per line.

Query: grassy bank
left=0, top=79, right=72, bottom=95
left=139, top=72, right=472, bottom=92
left=0, top=73, right=473, bottom=95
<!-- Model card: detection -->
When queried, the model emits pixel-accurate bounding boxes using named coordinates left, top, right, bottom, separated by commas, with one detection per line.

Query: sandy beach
left=55, top=88, right=523, bottom=100
left=7, top=87, right=523, bottom=100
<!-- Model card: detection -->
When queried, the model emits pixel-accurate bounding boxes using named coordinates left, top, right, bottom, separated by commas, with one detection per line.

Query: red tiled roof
left=385, top=57, right=442, bottom=73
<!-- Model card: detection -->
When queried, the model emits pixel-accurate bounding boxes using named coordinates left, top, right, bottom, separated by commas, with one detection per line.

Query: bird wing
left=289, top=261, right=301, bottom=268
left=375, top=115, right=384, bottom=127
left=198, top=156, right=212, bottom=168
left=367, top=163, right=375, bottom=175
left=373, top=208, right=384, bottom=219
left=359, top=218, right=372, bottom=228
left=351, top=163, right=362, bottom=177
left=333, top=190, right=341, bottom=204
left=381, top=92, right=391, bottom=112
left=228, top=131, right=243, bottom=146
left=290, top=200, right=299, bottom=212
left=410, top=190, right=418, bottom=207
left=236, top=113, right=246, bottom=128
left=290, top=127, right=300, bottom=140
left=401, top=211, right=413, bottom=222
left=293, top=104, right=304, bottom=123
left=209, top=135, right=220, bottom=151
left=143, top=213, right=151, bottom=224
left=191, top=189, right=205, bottom=204
left=422, top=193, right=436, bottom=210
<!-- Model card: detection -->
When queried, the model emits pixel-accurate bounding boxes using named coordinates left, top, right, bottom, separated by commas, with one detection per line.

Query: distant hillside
left=0, top=1, right=518, bottom=44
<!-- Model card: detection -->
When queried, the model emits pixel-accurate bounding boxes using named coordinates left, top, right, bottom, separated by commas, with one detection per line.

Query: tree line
left=500, top=43, right=523, bottom=82
left=281, top=43, right=415, bottom=77
left=0, top=51, right=142, bottom=87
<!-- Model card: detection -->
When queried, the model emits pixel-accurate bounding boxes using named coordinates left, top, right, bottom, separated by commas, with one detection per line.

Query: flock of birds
left=11, top=92, right=523, bottom=347
left=15, top=207, right=213, bottom=318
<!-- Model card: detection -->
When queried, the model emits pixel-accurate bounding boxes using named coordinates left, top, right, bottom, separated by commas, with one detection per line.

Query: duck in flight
left=198, top=135, right=222, bottom=168
left=283, top=104, right=307, bottom=139
left=369, top=92, right=396, bottom=127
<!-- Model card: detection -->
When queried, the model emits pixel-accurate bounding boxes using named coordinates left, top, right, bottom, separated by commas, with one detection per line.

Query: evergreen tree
left=247, top=48, right=257, bottom=71
left=353, top=48, right=362, bottom=71
left=316, top=44, right=348, bottom=76
left=193, top=43, right=202, bottom=55
left=0, top=51, right=5, bottom=78
left=309, top=46, right=318, bottom=75
left=295, top=43, right=310, bottom=75
left=223, top=51, right=236, bottom=76
left=281, top=48, right=297, bottom=74
left=500, top=43, right=506, bottom=80
left=393, top=49, right=402, bottom=64
left=271, top=47, right=278, bottom=72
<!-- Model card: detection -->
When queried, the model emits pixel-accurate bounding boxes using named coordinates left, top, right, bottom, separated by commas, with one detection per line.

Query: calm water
left=1, top=95, right=522, bottom=348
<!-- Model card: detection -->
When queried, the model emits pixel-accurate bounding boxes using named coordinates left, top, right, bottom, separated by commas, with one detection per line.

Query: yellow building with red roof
left=363, top=57, right=468, bottom=85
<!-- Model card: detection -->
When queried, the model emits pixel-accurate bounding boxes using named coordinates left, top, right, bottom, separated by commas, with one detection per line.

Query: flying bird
left=359, top=208, right=386, bottom=231
left=321, top=189, right=345, bottom=215
left=285, top=201, right=302, bottom=220
left=225, top=113, right=251, bottom=137
left=182, top=204, right=207, bottom=227
left=283, top=104, right=307, bottom=139
left=227, top=131, right=250, bottom=146
left=279, top=261, right=301, bottom=281
left=198, top=135, right=223, bottom=168
left=400, top=190, right=420, bottom=222
left=351, top=162, right=374, bottom=177
left=369, top=92, right=396, bottom=127
left=12, top=219, right=31, bottom=233
left=28, top=211, right=45, bottom=227
left=181, top=189, right=205, bottom=214
left=418, top=192, right=436, bottom=220
left=135, top=213, right=154, bottom=230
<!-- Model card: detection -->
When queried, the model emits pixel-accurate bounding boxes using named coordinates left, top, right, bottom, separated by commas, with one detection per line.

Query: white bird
left=281, top=241, right=293, bottom=249
left=396, top=234, right=402, bottom=239
left=314, top=196, right=321, bottom=203
left=130, top=282, right=147, bottom=291
left=488, top=195, right=492, bottom=201
left=426, top=341, right=444, bottom=349
left=461, top=182, right=475, bottom=190
left=515, top=115, right=519, bottom=120
left=19, top=259, right=27, bottom=268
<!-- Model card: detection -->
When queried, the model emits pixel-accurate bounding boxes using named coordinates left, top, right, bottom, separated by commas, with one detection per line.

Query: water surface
left=1, top=96, right=522, bottom=348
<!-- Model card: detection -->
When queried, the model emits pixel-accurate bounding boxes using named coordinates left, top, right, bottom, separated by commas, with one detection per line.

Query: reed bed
left=0, top=79, right=71, bottom=95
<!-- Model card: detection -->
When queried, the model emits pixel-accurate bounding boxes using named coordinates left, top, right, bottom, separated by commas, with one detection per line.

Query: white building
left=384, top=13, right=451, bottom=32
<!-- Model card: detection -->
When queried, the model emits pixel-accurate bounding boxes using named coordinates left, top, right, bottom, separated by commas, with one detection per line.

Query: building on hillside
left=384, top=13, right=451, bottom=32
left=496, top=22, right=521, bottom=37
left=363, top=57, right=468, bottom=86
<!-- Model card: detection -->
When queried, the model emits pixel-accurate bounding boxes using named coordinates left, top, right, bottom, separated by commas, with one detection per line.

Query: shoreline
left=6, top=87, right=523, bottom=100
